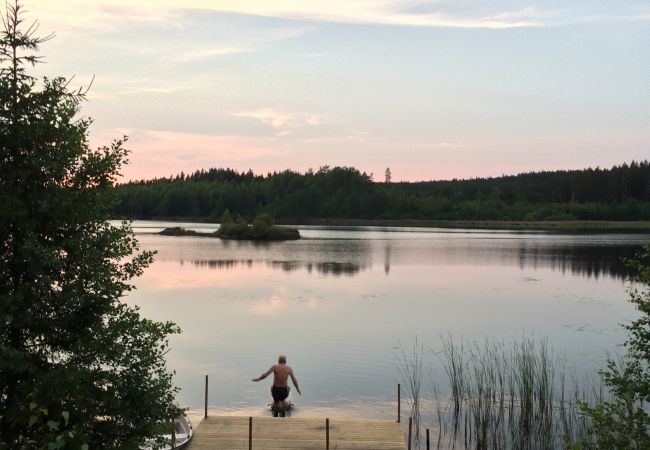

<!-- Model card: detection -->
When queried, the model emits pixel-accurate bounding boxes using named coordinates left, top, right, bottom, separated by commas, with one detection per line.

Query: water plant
left=397, top=339, right=425, bottom=449
left=400, top=336, right=598, bottom=449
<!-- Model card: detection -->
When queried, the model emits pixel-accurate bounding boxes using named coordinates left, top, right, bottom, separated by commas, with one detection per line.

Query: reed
left=398, top=339, right=425, bottom=449
left=399, top=336, right=600, bottom=449
left=442, top=336, right=466, bottom=419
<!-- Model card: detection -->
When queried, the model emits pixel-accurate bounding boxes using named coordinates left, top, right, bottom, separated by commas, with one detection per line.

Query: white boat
left=143, top=415, right=194, bottom=450
left=170, top=415, right=194, bottom=448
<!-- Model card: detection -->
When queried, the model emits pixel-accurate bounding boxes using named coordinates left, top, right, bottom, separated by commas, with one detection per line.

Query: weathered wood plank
left=186, top=416, right=406, bottom=450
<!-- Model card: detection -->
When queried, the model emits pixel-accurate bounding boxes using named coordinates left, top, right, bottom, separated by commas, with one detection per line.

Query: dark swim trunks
left=271, top=386, right=289, bottom=402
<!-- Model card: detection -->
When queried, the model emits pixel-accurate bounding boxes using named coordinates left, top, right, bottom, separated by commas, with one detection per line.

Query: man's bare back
left=252, top=355, right=301, bottom=395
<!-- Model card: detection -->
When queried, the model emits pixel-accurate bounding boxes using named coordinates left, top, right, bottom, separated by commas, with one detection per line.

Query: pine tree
left=384, top=167, right=392, bottom=183
left=0, top=2, right=179, bottom=447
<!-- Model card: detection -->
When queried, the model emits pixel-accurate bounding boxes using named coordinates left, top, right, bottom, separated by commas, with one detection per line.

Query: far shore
left=276, top=218, right=650, bottom=232
left=116, top=217, right=650, bottom=232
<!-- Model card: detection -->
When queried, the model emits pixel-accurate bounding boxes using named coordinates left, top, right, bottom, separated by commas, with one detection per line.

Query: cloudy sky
left=25, top=0, right=650, bottom=181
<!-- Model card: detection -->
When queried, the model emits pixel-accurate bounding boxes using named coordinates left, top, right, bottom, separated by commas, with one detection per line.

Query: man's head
left=278, top=354, right=287, bottom=364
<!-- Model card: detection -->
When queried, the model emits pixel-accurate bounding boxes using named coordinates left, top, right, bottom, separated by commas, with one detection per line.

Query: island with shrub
left=160, top=212, right=300, bottom=241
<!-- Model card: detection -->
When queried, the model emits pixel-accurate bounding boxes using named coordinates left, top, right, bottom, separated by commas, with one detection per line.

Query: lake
left=121, top=220, right=649, bottom=421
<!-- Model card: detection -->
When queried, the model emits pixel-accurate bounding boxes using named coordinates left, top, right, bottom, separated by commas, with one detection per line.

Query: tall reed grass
left=397, top=338, right=425, bottom=449
left=399, top=336, right=602, bottom=449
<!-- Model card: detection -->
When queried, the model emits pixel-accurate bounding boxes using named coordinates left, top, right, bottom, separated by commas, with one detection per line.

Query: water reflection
left=190, top=259, right=254, bottom=270
left=515, top=244, right=637, bottom=280
left=124, top=223, right=649, bottom=420
left=175, top=243, right=641, bottom=280
left=188, top=259, right=366, bottom=276
left=384, top=243, right=391, bottom=275
left=308, top=261, right=363, bottom=276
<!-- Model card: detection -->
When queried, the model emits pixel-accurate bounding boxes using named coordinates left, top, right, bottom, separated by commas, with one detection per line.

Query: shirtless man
left=252, top=355, right=301, bottom=414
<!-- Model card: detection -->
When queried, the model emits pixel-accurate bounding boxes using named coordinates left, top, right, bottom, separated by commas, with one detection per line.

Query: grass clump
left=400, top=336, right=601, bottom=449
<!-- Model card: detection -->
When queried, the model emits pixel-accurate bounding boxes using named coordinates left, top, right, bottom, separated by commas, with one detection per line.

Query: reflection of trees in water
left=188, top=259, right=366, bottom=276
left=187, top=238, right=373, bottom=276
left=310, top=261, right=362, bottom=276
left=183, top=242, right=642, bottom=280
left=301, top=239, right=373, bottom=276
left=389, top=242, right=642, bottom=281
left=384, top=243, right=391, bottom=275
left=189, top=259, right=254, bottom=269
left=515, top=244, right=639, bottom=280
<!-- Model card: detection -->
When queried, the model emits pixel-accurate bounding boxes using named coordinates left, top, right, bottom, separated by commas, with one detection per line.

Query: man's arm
left=252, top=366, right=274, bottom=382
left=289, top=369, right=301, bottom=395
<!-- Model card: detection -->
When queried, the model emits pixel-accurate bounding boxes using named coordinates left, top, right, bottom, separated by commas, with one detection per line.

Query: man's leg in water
left=271, top=386, right=290, bottom=416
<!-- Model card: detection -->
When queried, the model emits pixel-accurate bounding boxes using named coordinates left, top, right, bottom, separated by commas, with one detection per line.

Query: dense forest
left=114, top=161, right=650, bottom=222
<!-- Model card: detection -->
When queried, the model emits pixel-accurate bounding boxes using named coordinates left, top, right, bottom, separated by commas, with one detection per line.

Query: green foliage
left=216, top=214, right=298, bottom=241
left=220, top=209, right=233, bottom=224
left=113, top=163, right=650, bottom=222
left=0, top=2, right=179, bottom=448
left=579, top=244, right=650, bottom=448
left=252, top=213, right=273, bottom=230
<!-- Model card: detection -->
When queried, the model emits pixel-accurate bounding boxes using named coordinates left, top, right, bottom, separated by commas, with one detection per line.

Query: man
left=252, top=355, right=301, bottom=415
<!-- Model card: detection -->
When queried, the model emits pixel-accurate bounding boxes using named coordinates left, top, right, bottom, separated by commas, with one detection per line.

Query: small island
left=160, top=212, right=300, bottom=241
left=216, top=212, right=300, bottom=240
left=159, top=227, right=205, bottom=236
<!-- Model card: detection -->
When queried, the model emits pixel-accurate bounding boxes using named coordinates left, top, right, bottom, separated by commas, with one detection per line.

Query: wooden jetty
left=186, top=415, right=407, bottom=450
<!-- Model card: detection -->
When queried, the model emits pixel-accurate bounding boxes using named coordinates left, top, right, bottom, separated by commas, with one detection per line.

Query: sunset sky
left=27, top=0, right=649, bottom=182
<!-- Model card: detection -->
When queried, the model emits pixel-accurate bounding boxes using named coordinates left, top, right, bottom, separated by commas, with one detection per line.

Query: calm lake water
left=121, top=221, right=649, bottom=420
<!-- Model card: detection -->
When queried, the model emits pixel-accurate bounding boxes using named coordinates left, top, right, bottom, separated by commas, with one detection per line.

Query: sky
left=23, top=0, right=650, bottom=182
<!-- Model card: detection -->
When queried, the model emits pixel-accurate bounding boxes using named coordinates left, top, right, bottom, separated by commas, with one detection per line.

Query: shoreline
left=278, top=218, right=650, bottom=232
left=117, top=217, right=650, bottom=233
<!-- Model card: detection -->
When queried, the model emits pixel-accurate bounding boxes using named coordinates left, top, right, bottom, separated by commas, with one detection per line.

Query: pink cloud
left=232, top=108, right=328, bottom=138
left=90, top=128, right=285, bottom=181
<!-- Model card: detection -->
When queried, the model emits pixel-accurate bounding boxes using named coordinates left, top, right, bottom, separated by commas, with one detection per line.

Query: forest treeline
left=114, top=161, right=650, bottom=222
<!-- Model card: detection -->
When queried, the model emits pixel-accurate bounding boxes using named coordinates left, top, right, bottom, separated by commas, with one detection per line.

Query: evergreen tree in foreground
left=0, top=2, right=179, bottom=447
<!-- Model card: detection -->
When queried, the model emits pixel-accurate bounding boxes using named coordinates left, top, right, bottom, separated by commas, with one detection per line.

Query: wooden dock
left=186, top=416, right=407, bottom=450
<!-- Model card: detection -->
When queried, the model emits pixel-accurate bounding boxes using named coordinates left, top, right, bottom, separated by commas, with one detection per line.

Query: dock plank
left=186, top=416, right=406, bottom=450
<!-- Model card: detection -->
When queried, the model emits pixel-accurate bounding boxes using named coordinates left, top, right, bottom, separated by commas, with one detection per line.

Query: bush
left=579, top=244, right=650, bottom=448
